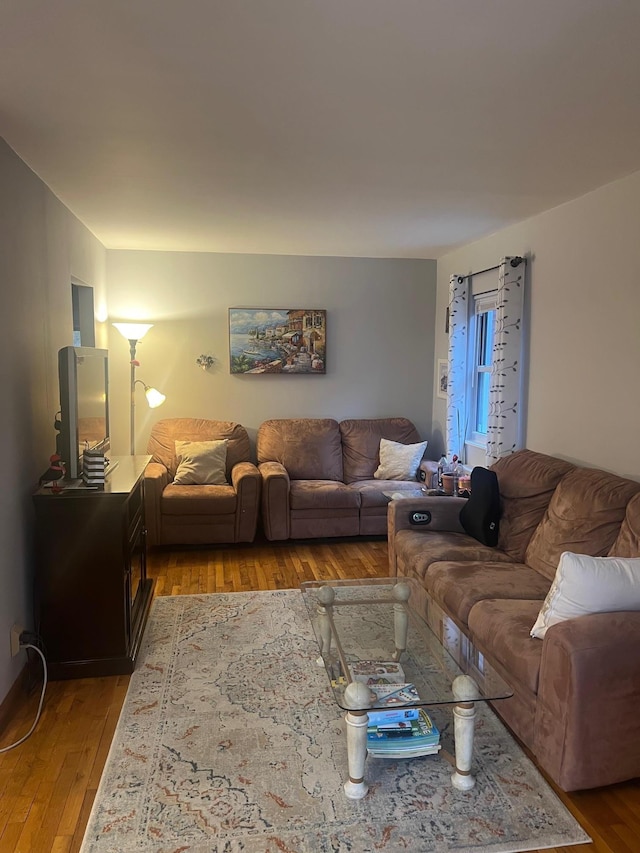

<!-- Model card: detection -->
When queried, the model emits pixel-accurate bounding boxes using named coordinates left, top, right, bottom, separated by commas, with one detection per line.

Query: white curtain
left=446, top=274, right=469, bottom=460
left=485, top=257, right=526, bottom=465
left=446, top=257, right=526, bottom=465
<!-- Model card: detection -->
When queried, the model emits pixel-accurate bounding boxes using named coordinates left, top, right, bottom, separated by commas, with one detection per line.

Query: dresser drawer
left=126, top=481, right=143, bottom=530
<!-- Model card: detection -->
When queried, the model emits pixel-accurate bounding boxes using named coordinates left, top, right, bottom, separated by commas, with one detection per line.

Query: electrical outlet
left=10, top=624, right=23, bottom=657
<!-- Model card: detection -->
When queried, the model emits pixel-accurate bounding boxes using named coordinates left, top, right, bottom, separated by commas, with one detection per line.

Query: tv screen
left=57, top=346, right=110, bottom=480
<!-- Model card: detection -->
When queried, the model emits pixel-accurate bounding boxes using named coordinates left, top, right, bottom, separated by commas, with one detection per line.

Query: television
left=56, top=346, right=110, bottom=480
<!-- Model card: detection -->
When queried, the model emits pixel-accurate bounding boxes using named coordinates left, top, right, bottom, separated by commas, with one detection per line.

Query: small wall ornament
left=196, top=354, right=216, bottom=371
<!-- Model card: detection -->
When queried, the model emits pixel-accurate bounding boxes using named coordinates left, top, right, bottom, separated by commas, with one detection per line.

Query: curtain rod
left=462, top=264, right=499, bottom=279
left=460, top=257, right=525, bottom=279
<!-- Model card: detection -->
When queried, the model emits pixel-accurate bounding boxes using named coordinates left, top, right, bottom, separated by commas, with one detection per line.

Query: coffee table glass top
left=301, top=577, right=512, bottom=712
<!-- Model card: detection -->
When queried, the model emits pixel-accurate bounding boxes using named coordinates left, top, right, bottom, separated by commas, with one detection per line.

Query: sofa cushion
left=354, top=482, right=422, bottom=507
left=373, top=438, right=428, bottom=480
left=161, top=484, right=237, bottom=515
left=289, top=480, right=361, bottom=510
left=525, top=467, right=640, bottom=581
left=339, top=417, right=422, bottom=484
left=531, top=552, right=640, bottom=639
left=468, top=599, right=544, bottom=695
left=491, top=450, right=575, bottom=562
left=256, top=418, right=343, bottom=481
left=426, top=561, right=551, bottom=627
left=173, top=439, right=228, bottom=485
left=609, top=492, right=640, bottom=557
left=394, top=529, right=516, bottom=583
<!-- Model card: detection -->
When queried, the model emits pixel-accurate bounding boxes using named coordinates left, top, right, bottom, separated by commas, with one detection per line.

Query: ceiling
left=1, top=0, right=640, bottom=258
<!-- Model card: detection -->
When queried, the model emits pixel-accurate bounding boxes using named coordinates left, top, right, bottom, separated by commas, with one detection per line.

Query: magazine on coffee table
left=349, top=660, right=406, bottom=685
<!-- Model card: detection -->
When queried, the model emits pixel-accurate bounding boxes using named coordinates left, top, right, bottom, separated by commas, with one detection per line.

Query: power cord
left=0, top=639, right=48, bottom=753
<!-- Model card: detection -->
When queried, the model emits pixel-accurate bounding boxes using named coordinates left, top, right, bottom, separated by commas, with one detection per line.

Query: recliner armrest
left=418, top=459, right=439, bottom=485
left=387, top=496, right=467, bottom=574
left=231, top=462, right=261, bottom=542
left=144, top=461, right=170, bottom=547
left=388, top=495, right=467, bottom=535
left=231, top=461, right=260, bottom=489
left=258, top=461, right=290, bottom=541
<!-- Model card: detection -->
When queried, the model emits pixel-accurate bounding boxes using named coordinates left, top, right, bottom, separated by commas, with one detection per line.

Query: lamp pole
left=128, top=338, right=138, bottom=456
left=112, top=323, right=164, bottom=456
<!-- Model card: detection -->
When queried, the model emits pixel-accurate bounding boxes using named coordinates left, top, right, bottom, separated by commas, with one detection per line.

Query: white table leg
left=392, top=582, right=411, bottom=661
left=315, top=585, right=335, bottom=665
left=451, top=674, right=480, bottom=791
left=343, top=681, right=372, bottom=799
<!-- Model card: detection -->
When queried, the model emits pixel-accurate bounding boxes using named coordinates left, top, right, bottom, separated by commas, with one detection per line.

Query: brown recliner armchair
left=143, top=418, right=260, bottom=546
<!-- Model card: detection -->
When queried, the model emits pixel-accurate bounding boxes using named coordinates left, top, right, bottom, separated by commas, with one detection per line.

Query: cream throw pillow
left=373, top=438, right=428, bottom=481
left=530, top=551, right=640, bottom=639
left=173, top=439, right=229, bottom=485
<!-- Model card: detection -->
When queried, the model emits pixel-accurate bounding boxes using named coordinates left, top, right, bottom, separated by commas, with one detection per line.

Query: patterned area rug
left=81, top=591, right=590, bottom=853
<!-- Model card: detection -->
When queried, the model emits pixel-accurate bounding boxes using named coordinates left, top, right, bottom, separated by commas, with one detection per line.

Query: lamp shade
left=113, top=322, right=153, bottom=341
left=145, top=386, right=166, bottom=408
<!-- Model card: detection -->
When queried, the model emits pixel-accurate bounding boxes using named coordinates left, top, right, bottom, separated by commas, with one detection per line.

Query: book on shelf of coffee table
left=367, top=708, right=441, bottom=758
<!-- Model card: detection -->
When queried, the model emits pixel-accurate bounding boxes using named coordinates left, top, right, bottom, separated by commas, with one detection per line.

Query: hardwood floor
left=0, top=539, right=638, bottom=853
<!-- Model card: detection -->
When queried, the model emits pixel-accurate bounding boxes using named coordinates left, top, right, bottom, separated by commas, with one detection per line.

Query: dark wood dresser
left=32, top=455, right=154, bottom=679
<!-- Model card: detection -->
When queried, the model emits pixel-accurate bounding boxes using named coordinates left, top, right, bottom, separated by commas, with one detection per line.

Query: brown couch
left=144, top=418, right=261, bottom=546
left=257, top=417, right=435, bottom=540
left=388, top=449, right=640, bottom=791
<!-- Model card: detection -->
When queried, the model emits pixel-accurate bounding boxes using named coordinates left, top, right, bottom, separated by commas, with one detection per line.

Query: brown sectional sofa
left=388, top=449, right=640, bottom=791
left=257, top=417, right=436, bottom=540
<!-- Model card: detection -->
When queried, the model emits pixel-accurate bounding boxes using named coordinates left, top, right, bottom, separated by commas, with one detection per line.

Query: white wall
left=0, top=139, right=107, bottom=703
left=434, top=169, right=640, bottom=480
left=106, top=252, right=438, bottom=455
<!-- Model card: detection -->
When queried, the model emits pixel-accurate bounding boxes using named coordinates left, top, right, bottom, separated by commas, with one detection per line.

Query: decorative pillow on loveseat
left=373, top=438, right=428, bottom=481
left=173, top=439, right=229, bottom=485
left=530, top=551, right=640, bottom=639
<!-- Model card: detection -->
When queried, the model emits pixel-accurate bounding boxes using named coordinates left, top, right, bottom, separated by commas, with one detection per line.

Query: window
left=469, top=292, right=497, bottom=443
left=447, top=258, right=525, bottom=466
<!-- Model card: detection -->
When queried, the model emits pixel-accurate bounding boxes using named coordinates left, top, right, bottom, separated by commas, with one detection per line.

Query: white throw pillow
left=530, top=551, right=640, bottom=639
left=173, top=439, right=229, bottom=485
left=373, top=438, right=428, bottom=481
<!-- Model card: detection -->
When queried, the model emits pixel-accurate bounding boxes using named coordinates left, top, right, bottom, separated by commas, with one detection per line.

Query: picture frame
left=229, top=308, right=326, bottom=375
left=437, top=359, right=448, bottom=399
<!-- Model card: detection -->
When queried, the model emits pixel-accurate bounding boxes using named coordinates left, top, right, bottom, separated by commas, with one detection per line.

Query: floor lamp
left=113, top=323, right=166, bottom=455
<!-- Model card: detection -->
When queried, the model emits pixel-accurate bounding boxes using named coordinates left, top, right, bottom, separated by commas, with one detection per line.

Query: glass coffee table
left=301, top=577, right=513, bottom=799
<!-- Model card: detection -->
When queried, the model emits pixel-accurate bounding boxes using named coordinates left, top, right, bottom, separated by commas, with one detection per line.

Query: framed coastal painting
left=437, top=359, right=449, bottom=399
left=229, top=308, right=327, bottom=375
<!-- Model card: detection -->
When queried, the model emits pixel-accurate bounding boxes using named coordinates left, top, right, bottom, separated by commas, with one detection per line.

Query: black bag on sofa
left=459, top=466, right=501, bottom=547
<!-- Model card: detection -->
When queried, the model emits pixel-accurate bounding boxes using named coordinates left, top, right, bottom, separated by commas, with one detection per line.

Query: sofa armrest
left=387, top=496, right=467, bottom=575
left=231, top=462, right=261, bottom=542
left=534, top=611, right=640, bottom=790
left=231, top=461, right=260, bottom=489
left=258, top=461, right=291, bottom=541
left=144, top=461, right=170, bottom=547
left=418, top=459, right=439, bottom=485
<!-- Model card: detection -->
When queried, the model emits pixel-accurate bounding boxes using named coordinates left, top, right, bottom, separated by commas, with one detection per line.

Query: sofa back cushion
left=491, top=450, right=575, bottom=561
left=609, top=491, right=640, bottom=557
left=525, top=467, right=640, bottom=580
left=257, top=418, right=343, bottom=481
left=339, top=418, right=422, bottom=484
left=148, top=418, right=251, bottom=479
